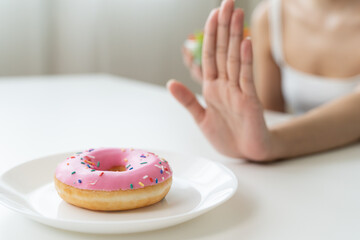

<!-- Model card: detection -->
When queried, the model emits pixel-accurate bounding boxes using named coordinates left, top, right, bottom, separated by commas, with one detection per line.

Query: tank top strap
left=269, top=0, right=285, bottom=66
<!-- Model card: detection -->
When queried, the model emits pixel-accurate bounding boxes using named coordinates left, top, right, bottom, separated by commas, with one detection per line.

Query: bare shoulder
left=251, top=0, right=270, bottom=36
left=250, top=1, right=284, bottom=112
left=251, top=1, right=271, bottom=50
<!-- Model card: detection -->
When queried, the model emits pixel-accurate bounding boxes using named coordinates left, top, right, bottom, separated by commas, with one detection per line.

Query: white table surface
left=0, top=74, right=359, bottom=240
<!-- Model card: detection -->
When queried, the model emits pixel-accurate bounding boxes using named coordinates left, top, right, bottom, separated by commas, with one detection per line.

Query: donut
left=54, top=148, right=173, bottom=211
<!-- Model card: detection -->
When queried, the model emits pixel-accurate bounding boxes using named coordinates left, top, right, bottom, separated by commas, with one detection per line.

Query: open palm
left=168, top=0, right=275, bottom=161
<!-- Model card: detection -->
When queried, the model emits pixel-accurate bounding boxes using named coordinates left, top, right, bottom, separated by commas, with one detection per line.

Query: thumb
left=167, top=79, right=205, bottom=124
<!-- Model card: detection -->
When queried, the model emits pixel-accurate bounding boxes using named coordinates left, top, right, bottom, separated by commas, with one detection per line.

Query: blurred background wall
left=0, top=0, right=261, bottom=92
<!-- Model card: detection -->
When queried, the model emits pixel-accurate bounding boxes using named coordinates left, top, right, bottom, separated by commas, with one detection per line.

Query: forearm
left=270, top=92, right=360, bottom=159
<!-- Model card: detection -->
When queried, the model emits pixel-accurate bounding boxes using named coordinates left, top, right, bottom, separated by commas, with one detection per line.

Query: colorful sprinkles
left=62, top=149, right=172, bottom=190
left=84, top=160, right=95, bottom=165
left=90, top=180, right=98, bottom=185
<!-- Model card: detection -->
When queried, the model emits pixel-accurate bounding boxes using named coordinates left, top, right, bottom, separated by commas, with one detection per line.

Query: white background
left=0, top=0, right=260, bottom=92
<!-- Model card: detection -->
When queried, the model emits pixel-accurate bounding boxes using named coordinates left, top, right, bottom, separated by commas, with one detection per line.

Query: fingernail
left=166, top=79, right=176, bottom=88
left=222, top=0, right=234, bottom=4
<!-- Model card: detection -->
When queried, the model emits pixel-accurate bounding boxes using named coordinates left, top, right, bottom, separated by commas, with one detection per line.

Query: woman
left=167, top=0, right=360, bottom=161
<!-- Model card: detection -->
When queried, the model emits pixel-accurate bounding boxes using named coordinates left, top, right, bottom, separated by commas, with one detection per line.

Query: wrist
left=267, top=128, right=286, bottom=161
left=239, top=129, right=285, bottom=162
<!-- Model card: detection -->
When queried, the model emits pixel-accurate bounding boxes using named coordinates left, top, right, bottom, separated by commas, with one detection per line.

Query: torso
left=283, top=0, right=360, bottom=79
left=263, top=0, right=360, bottom=114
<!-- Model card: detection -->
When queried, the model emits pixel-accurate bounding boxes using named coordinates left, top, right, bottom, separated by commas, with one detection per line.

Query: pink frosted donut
left=54, top=148, right=173, bottom=211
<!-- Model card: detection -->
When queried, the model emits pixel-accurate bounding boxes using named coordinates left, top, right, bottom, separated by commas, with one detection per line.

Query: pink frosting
left=55, top=148, right=173, bottom=191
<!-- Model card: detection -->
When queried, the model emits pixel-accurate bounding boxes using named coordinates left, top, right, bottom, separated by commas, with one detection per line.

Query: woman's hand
left=182, top=46, right=203, bottom=84
left=168, top=0, right=279, bottom=161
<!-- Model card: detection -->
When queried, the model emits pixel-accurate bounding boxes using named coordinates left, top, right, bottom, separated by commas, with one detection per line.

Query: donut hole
left=108, top=165, right=127, bottom=172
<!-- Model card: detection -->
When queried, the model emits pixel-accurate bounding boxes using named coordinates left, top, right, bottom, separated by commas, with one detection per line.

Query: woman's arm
left=270, top=91, right=360, bottom=159
left=250, top=1, right=360, bottom=159
left=168, top=0, right=360, bottom=162
left=252, top=1, right=285, bottom=112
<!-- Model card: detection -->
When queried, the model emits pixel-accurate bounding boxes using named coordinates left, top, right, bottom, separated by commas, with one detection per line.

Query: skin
left=253, top=0, right=360, bottom=111
left=182, top=47, right=203, bottom=84
left=169, top=0, right=360, bottom=161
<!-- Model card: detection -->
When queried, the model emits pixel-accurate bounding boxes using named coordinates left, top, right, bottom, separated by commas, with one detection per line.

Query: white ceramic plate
left=0, top=150, right=237, bottom=234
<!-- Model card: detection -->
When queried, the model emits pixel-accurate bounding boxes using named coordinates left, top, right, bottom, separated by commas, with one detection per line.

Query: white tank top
left=269, top=0, right=360, bottom=114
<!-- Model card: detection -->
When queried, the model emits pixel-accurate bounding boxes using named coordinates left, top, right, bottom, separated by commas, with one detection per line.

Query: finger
left=167, top=79, right=205, bottom=124
left=182, top=47, right=193, bottom=68
left=216, top=0, right=235, bottom=79
left=202, top=9, right=219, bottom=80
left=239, top=38, right=256, bottom=96
left=191, top=64, right=203, bottom=84
left=227, top=9, right=244, bottom=86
